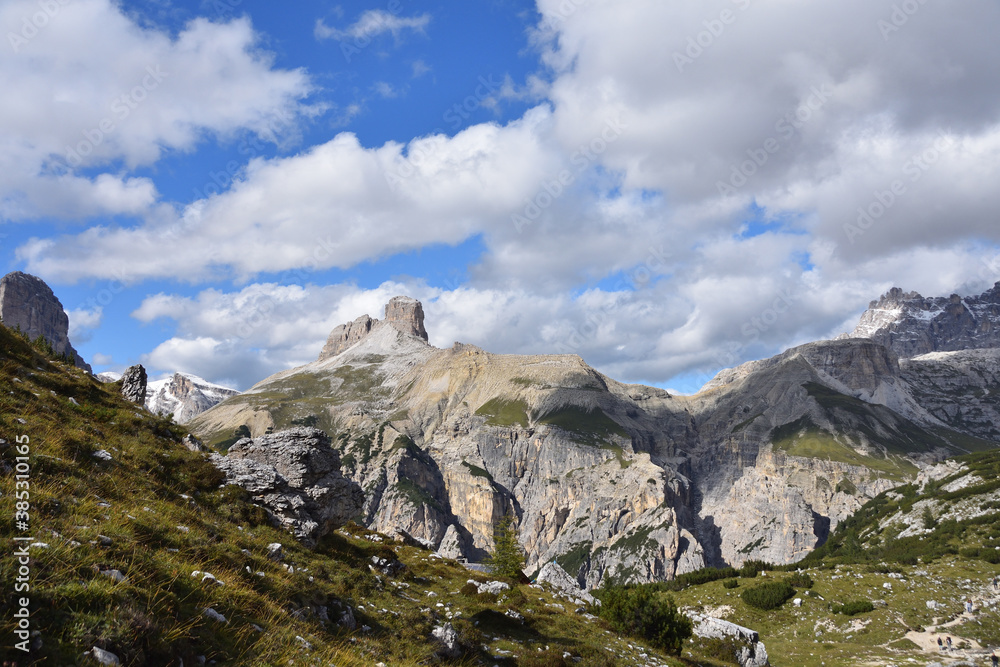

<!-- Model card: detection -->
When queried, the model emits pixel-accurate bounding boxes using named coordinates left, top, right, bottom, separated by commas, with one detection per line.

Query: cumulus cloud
left=314, top=9, right=430, bottom=41
left=14, top=0, right=1000, bottom=389
left=0, top=0, right=314, bottom=222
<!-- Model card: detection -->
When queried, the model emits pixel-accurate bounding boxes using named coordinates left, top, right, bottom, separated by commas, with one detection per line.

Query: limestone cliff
left=0, top=271, right=91, bottom=372
left=191, top=298, right=998, bottom=588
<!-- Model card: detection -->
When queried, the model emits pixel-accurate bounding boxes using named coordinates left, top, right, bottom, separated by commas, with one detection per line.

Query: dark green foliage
left=723, top=578, right=740, bottom=589
left=648, top=566, right=739, bottom=592
left=922, top=506, right=937, bottom=530
left=486, top=514, right=526, bottom=581
left=740, top=580, right=795, bottom=610
left=832, top=600, right=874, bottom=616
left=739, top=560, right=772, bottom=578
left=595, top=586, right=692, bottom=656
left=786, top=572, right=814, bottom=589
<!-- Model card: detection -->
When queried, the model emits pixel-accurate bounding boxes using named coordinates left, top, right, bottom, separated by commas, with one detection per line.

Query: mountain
left=192, top=297, right=999, bottom=589
left=0, top=316, right=671, bottom=667
left=0, top=270, right=91, bottom=372
left=850, top=281, right=1000, bottom=357
left=98, top=371, right=241, bottom=422
left=146, top=372, right=240, bottom=423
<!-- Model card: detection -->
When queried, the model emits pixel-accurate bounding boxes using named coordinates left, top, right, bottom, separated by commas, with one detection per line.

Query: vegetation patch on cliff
left=475, top=397, right=531, bottom=428
left=537, top=405, right=629, bottom=446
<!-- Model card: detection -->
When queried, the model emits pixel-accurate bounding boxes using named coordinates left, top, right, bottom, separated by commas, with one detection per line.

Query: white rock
left=202, top=607, right=227, bottom=623
left=92, top=449, right=113, bottom=461
left=83, top=646, right=120, bottom=665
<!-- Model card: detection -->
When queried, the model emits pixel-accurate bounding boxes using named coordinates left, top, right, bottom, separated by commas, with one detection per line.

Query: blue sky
left=3, top=0, right=1000, bottom=392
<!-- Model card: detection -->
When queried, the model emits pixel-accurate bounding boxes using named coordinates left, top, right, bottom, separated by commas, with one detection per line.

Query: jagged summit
left=0, top=270, right=91, bottom=372
left=318, top=296, right=429, bottom=361
left=849, top=281, right=1000, bottom=358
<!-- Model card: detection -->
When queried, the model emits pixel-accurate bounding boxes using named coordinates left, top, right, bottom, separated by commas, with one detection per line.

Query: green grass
left=536, top=406, right=629, bottom=446
left=475, top=397, right=531, bottom=428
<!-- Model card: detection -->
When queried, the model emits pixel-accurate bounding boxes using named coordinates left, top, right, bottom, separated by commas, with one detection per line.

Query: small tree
left=486, top=514, right=525, bottom=581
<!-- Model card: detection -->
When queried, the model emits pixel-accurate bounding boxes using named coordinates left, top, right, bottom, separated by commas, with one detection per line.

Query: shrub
left=739, top=560, right=771, bottom=578
left=723, top=579, right=740, bottom=589
left=740, top=581, right=795, bottom=610
left=597, top=586, right=692, bottom=655
left=786, top=572, right=814, bottom=589
left=459, top=582, right=479, bottom=597
left=922, top=506, right=937, bottom=530
left=832, top=600, right=874, bottom=616
left=486, top=514, right=526, bottom=581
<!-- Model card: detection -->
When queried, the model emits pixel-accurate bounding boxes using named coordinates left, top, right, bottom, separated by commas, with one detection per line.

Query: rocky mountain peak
left=0, top=271, right=91, bottom=372
left=849, top=280, right=1000, bottom=358
left=384, top=295, right=428, bottom=341
left=318, top=296, right=428, bottom=362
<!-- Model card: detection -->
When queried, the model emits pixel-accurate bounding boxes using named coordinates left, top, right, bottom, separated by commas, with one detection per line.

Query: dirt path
left=896, top=578, right=999, bottom=663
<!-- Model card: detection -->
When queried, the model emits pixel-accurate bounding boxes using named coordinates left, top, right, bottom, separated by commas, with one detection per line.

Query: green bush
left=722, top=578, right=740, bottom=589
left=740, top=580, right=795, bottom=610
left=786, top=572, right=814, bottom=589
left=832, top=600, right=874, bottom=616
left=651, top=566, right=739, bottom=592
left=596, top=586, right=692, bottom=655
left=739, top=560, right=772, bottom=578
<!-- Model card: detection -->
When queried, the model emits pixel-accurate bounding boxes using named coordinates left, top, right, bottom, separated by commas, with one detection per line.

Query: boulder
left=431, top=622, right=462, bottom=659
left=120, top=364, right=147, bottom=404
left=690, top=614, right=769, bottom=667
left=537, top=561, right=597, bottom=606
left=211, top=428, right=364, bottom=547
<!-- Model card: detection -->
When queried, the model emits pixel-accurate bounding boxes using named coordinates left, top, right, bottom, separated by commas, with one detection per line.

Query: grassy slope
left=0, top=325, right=687, bottom=666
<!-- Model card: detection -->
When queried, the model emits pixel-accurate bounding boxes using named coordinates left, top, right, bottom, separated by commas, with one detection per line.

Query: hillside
left=191, top=298, right=1000, bottom=588
left=625, top=449, right=1000, bottom=666
left=0, top=322, right=683, bottom=666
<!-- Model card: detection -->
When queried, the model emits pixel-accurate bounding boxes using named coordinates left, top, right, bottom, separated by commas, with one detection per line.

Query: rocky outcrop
left=0, top=271, right=91, bottom=372
left=850, top=282, right=1000, bottom=358
left=120, top=364, right=147, bottom=404
left=536, top=561, right=597, bottom=606
left=146, top=373, right=240, bottom=423
left=689, top=614, right=769, bottom=667
left=318, top=296, right=428, bottom=362
left=210, top=427, right=364, bottom=547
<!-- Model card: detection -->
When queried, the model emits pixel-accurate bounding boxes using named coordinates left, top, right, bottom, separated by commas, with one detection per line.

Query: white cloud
left=315, top=9, right=430, bottom=41
left=0, top=0, right=314, bottom=222
left=67, top=306, right=103, bottom=343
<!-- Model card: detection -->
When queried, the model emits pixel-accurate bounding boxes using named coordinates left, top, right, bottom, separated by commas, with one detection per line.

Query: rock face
left=318, top=296, right=428, bottom=362
left=210, top=427, right=364, bottom=547
left=192, top=297, right=999, bottom=588
left=146, top=373, right=240, bottom=423
left=850, top=282, right=1000, bottom=358
left=119, top=364, right=148, bottom=404
left=0, top=271, right=91, bottom=372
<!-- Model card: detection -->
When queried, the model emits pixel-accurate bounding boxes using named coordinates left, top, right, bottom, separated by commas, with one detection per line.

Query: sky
left=2, top=0, right=1000, bottom=393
